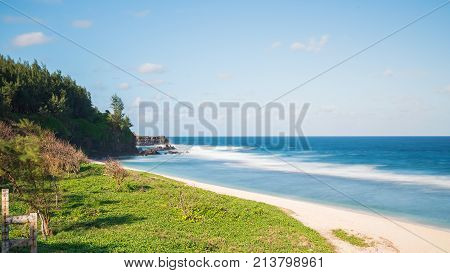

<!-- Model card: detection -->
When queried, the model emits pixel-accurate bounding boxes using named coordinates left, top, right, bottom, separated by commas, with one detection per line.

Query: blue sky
left=1, top=0, right=450, bottom=136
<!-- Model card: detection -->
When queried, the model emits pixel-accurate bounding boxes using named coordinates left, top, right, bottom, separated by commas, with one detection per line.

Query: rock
left=138, top=144, right=178, bottom=156
left=139, top=148, right=160, bottom=156
left=136, top=136, right=169, bottom=146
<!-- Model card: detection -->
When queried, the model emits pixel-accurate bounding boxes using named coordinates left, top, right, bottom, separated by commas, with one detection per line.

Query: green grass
left=7, top=164, right=334, bottom=253
left=332, top=229, right=369, bottom=247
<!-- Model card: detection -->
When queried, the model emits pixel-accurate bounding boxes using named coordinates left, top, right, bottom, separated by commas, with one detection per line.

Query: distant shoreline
left=91, top=160, right=450, bottom=253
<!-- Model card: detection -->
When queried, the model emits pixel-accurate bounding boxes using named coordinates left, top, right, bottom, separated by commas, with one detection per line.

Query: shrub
left=41, top=132, right=87, bottom=176
left=16, top=118, right=45, bottom=136
left=0, top=121, right=14, bottom=140
left=0, top=120, right=87, bottom=238
left=104, top=159, right=128, bottom=190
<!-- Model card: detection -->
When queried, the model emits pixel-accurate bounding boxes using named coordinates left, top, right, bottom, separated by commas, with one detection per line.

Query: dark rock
left=138, top=143, right=178, bottom=156
left=139, top=148, right=160, bottom=156
left=136, top=136, right=169, bottom=146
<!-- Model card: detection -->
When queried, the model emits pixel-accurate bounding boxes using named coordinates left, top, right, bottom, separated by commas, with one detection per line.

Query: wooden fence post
left=1, top=189, right=38, bottom=253
left=29, top=213, right=37, bottom=253
left=2, top=189, right=9, bottom=253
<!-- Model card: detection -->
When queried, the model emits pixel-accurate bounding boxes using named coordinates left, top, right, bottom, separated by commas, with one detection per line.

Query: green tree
left=109, top=94, right=131, bottom=129
left=0, top=120, right=86, bottom=237
left=0, top=55, right=137, bottom=156
left=110, top=94, right=124, bottom=125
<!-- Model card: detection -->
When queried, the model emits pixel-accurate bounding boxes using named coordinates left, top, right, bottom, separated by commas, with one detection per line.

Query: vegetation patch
left=7, top=164, right=334, bottom=253
left=0, top=55, right=136, bottom=156
left=0, top=120, right=87, bottom=238
left=332, top=229, right=369, bottom=247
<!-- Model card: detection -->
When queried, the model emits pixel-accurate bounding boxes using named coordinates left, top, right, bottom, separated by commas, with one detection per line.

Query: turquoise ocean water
left=120, top=137, right=450, bottom=228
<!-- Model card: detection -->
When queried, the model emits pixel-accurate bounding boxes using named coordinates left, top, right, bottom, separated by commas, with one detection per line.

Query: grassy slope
left=9, top=164, right=334, bottom=253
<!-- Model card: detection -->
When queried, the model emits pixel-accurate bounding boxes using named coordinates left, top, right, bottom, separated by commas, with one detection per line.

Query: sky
left=1, top=0, right=450, bottom=136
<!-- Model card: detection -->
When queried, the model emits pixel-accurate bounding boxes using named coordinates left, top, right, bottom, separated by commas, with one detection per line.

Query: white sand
left=94, top=161, right=450, bottom=253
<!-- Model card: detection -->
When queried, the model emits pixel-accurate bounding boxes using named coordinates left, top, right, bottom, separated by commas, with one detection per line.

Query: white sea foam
left=185, top=145, right=450, bottom=189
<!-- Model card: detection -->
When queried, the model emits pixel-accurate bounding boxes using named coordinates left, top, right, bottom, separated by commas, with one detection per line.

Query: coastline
left=92, top=160, right=450, bottom=253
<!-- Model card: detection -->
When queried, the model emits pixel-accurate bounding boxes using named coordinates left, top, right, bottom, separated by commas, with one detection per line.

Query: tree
left=48, top=90, right=67, bottom=114
left=110, top=94, right=125, bottom=127
left=0, top=55, right=137, bottom=156
left=0, top=120, right=87, bottom=237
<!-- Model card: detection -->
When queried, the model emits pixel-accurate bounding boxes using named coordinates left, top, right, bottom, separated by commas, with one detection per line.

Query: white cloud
left=290, top=42, right=305, bottom=50
left=271, top=41, right=281, bottom=48
left=2, top=15, right=43, bottom=24
left=383, top=68, right=394, bottom=77
left=12, top=32, right=50, bottom=47
left=440, top=84, right=450, bottom=94
left=318, top=35, right=329, bottom=47
left=118, top=82, right=130, bottom=90
left=3, top=16, right=26, bottom=24
left=132, top=9, right=150, bottom=18
left=72, top=19, right=92, bottom=28
left=138, top=63, right=164, bottom=74
left=291, top=34, right=329, bottom=52
left=217, top=72, right=232, bottom=80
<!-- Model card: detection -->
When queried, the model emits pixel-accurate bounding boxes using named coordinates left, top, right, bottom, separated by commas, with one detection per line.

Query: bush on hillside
left=104, top=159, right=128, bottom=191
left=0, top=121, right=14, bottom=140
left=0, top=120, right=87, bottom=238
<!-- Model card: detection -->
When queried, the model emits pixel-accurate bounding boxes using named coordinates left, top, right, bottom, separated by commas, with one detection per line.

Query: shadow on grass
left=38, top=241, right=113, bottom=253
left=6, top=241, right=113, bottom=253
left=126, top=183, right=152, bottom=192
left=74, top=164, right=104, bottom=178
left=99, top=199, right=120, bottom=205
left=59, top=193, right=90, bottom=212
left=64, top=214, right=145, bottom=231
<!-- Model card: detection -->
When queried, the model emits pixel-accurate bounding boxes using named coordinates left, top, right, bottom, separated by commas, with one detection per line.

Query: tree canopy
left=0, top=55, right=137, bottom=156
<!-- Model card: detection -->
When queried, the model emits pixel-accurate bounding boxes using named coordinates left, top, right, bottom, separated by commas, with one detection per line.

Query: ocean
left=119, top=137, right=450, bottom=228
